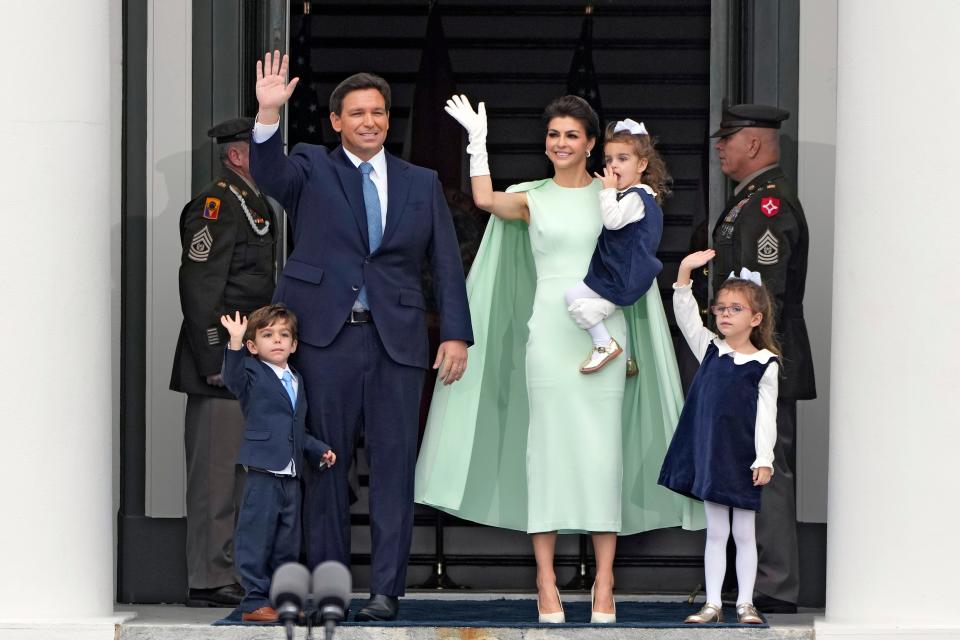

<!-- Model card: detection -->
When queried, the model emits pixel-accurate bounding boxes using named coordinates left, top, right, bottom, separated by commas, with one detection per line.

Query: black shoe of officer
left=353, top=594, right=399, bottom=622
left=186, top=582, right=245, bottom=607
left=752, top=594, right=798, bottom=614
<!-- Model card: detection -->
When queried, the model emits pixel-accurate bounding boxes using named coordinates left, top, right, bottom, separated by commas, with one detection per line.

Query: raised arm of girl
left=445, top=94, right=530, bottom=223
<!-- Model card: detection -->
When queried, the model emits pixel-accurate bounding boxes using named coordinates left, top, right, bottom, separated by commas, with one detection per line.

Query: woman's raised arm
left=445, top=95, right=530, bottom=223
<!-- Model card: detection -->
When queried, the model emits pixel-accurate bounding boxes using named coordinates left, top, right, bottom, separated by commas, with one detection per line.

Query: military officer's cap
left=207, top=117, right=255, bottom=144
left=710, top=104, right=790, bottom=138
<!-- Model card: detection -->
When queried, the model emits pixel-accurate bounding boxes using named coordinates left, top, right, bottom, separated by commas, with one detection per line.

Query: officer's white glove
left=567, top=297, right=617, bottom=329
left=444, top=94, right=489, bottom=177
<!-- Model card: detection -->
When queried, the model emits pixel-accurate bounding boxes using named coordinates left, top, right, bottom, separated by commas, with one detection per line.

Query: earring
left=586, top=150, right=592, bottom=158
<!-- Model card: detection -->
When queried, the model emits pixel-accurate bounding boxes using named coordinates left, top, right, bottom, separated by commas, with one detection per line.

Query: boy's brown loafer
left=242, top=606, right=279, bottom=623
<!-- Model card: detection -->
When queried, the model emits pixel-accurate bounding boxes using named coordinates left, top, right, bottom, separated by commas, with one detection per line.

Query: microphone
left=311, top=561, right=352, bottom=638
left=270, top=562, right=310, bottom=640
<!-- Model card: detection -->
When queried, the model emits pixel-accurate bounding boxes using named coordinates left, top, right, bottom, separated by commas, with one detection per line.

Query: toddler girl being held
left=565, top=119, right=670, bottom=373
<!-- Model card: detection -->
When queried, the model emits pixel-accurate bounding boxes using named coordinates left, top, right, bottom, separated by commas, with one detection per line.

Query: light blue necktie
left=280, top=370, right=297, bottom=409
left=357, top=161, right=383, bottom=309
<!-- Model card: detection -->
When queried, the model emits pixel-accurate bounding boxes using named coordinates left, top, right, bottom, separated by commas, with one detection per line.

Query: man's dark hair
left=541, top=95, right=600, bottom=140
left=329, top=73, right=392, bottom=115
left=244, top=303, right=298, bottom=344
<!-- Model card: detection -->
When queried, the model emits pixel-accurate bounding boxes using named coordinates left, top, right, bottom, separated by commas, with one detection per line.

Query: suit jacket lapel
left=256, top=359, right=298, bottom=413
left=381, top=153, right=411, bottom=249
left=331, top=146, right=370, bottom=247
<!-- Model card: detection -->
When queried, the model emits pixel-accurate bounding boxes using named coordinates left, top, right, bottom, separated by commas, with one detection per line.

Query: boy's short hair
left=244, top=303, right=298, bottom=344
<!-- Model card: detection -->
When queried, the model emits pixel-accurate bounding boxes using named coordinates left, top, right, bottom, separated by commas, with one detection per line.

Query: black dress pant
left=296, top=322, right=425, bottom=596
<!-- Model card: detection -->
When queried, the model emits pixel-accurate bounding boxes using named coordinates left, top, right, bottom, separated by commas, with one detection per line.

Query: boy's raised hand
left=220, top=311, right=248, bottom=350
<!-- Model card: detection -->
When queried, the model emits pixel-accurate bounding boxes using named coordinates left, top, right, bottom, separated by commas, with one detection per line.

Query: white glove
left=444, top=94, right=489, bottom=177
left=567, top=297, right=617, bottom=329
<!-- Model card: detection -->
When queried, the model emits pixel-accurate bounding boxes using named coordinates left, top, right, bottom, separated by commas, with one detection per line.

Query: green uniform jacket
left=170, top=168, right=277, bottom=398
left=710, top=166, right=816, bottom=400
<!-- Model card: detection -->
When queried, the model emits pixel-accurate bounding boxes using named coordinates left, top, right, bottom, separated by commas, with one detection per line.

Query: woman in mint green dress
left=415, top=95, right=702, bottom=623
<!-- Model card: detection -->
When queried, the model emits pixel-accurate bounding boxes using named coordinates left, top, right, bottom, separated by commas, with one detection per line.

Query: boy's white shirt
left=598, top=183, right=656, bottom=230
left=672, top=282, right=778, bottom=470
left=262, top=359, right=297, bottom=476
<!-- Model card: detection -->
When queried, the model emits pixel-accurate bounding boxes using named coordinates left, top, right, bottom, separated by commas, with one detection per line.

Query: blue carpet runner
left=214, top=598, right=767, bottom=628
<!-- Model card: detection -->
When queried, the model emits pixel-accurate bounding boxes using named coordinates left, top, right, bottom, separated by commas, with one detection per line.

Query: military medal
left=229, top=185, right=270, bottom=236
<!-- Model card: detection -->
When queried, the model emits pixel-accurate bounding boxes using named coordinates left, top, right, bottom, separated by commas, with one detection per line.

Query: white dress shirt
left=262, top=359, right=298, bottom=476
left=672, top=282, right=778, bottom=470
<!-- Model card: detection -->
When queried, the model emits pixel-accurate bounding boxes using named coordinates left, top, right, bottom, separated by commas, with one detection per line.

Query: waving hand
left=256, top=50, right=299, bottom=123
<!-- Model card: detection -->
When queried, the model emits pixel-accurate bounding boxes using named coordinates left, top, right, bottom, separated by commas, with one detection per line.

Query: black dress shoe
left=354, top=594, right=399, bottom=622
left=753, top=594, right=797, bottom=614
left=186, top=583, right=245, bottom=607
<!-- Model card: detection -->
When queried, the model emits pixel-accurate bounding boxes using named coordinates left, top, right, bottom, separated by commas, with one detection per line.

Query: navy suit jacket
left=221, top=347, right=329, bottom=471
left=250, top=132, right=473, bottom=369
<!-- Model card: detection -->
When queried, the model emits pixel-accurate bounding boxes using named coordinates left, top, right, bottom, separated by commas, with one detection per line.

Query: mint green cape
left=415, top=181, right=704, bottom=534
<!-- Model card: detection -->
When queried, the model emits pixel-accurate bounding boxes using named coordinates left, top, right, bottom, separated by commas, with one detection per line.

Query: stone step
left=118, top=596, right=817, bottom=640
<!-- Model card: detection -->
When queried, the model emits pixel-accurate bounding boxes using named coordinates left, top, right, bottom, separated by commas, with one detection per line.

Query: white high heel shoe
left=590, top=583, right=617, bottom=624
left=537, top=586, right=565, bottom=623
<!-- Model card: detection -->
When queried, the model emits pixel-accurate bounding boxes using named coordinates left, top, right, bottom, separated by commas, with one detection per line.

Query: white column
left=0, top=2, right=129, bottom=638
left=816, top=1, right=960, bottom=639
left=796, top=0, right=837, bottom=524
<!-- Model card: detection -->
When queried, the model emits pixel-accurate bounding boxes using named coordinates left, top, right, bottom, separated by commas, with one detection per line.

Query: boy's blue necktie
left=357, top=161, right=382, bottom=309
left=281, top=370, right=297, bottom=408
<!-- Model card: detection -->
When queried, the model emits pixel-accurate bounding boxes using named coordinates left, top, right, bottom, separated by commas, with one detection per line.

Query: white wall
left=796, top=0, right=837, bottom=523
left=818, top=0, right=960, bottom=635
left=145, top=0, right=192, bottom=517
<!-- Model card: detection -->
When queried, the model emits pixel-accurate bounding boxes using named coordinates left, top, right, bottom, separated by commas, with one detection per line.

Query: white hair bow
left=728, top=268, right=762, bottom=286
left=613, top=118, right=648, bottom=136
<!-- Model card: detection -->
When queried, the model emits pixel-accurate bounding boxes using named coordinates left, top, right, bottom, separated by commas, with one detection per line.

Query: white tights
left=703, top=501, right=757, bottom=606
left=564, top=281, right=612, bottom=347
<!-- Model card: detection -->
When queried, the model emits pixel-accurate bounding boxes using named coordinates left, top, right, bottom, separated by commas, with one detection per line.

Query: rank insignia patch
left=188, top=226, right=213, bottom=262
left=760, top=197, right=781, bottom=218
left=757, top=229, right=779, bottom=265
left=206, top=327, right=220, bottom=346
left=203, top=197, right=221, bottom=220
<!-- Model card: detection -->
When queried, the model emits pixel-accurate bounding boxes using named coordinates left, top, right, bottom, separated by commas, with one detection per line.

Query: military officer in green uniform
left=170, top=117, right=278, bottom=607
left=709, top=104, right=816, bottom=613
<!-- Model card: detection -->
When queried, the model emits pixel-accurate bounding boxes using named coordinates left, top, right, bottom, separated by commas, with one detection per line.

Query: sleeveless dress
left=658, top=285, right=779, bottom=512
left=415, top=179, right=704, bottom=534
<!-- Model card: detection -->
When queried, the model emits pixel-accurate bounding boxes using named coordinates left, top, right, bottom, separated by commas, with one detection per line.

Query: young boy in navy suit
left=220, top=304, right=336, bottom=623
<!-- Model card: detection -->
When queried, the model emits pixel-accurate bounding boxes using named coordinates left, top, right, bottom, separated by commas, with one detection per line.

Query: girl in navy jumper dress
left=564, top=119, right=670, bottom=373
left=658, top=249, right=779, bottom=625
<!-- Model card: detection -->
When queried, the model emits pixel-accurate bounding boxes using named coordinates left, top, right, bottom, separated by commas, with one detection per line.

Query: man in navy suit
left=249, top=51, right=473, bottom=621
left=220, top=305, right=336, bottom=623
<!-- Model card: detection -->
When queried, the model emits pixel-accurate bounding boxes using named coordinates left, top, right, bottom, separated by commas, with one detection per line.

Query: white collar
left=713, top=338, right=777, bottom=365
left=621, top=182, right=657, bottom=197
left=342, top=146, right=387, bottom=177
left=261, top=359, right=294, bottom=380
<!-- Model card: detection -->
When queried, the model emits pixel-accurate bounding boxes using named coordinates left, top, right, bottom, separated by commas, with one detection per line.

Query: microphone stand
left=320, top=603, right=345, bottom=640
left=277, top=602, right=300, bottom=640
left=304, top=595, right=316, bottom=640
